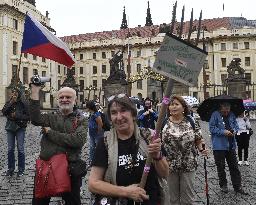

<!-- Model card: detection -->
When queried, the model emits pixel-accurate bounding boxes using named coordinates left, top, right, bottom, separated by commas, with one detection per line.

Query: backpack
left=100, top=112, right=111, bottom=131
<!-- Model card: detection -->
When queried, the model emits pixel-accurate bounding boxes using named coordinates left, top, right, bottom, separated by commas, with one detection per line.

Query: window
left=80, top=53, right=83, bottom=60
left=221, top=74, right=227, bottom=85
left=58, top=80, right=61, bottom=90
left=93, top=66, right=97, bottom=74
left=244, top=42, right=250, bottom=49
left=137, top=50, right=141, bottom=57
left=23, top=53, right=28, bottom=58
left=42, top=71, right=46, bottom=77
left=79, top=80, right=84, bottom=91
left=13, top=19, right=18, bottom=30
left=42, top=57, right=46, bottom=62
left=12, top=65, right=18, bottom=77
left=13, top=41, right=17, bottom=55
left=137, top=80, right=142, bottom=89
left=203, top=60, right=209, bottom=69
left=93, top=53, right=97, bottom=59
left=93, top=80, right=97, bottom=87
left=80, top=67, right=84, bottom=74
left=102, top=79, right=107, bottom=87
left=111, top=51, right=115, bottom=57
left=102, top=65, right=106, bottom=73
left=33, top=55, right=37, bottom=60
left=245, top=57, right=250, bottom=66
left=58, top=65, right=61, bottom=74
left=205, top=75, right=209, bottom=81
left=137, top=64, right=141, bottom=73
left=245, top=73, right=251, bottom=83
left=23, top=67, right=28, bottom=84
left=233, top=42, right=238, bottom=49
left=102, top=52, right=106, bottom=59
left=220, top=43, right=226, bottom=51
left=221, top=58, right=226, bottom=67
left=33, top=69, right=38, bottom=75
left=64, top=67, right=67, bottom=75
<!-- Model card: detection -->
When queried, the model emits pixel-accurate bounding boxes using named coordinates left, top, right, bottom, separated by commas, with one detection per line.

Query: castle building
left=1, top=0, right=256, bottom=108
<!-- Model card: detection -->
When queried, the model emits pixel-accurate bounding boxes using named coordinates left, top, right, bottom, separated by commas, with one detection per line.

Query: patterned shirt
left=162, top=117, right=203, bottom=172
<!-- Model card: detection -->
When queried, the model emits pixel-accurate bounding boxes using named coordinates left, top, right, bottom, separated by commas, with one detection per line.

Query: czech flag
left=21, top=13, right=75, bottom=67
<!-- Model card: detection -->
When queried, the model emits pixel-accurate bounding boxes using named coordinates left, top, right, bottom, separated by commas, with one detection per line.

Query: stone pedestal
left=227, top=78, right=247, bottom=99
left=103, top=83, right=127, bottom=106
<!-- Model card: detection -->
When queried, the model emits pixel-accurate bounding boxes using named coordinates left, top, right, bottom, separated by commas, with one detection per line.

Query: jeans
left=32, top=175, right=82, bottom=205
left=7, top=128, right=26, bottom=172
left=89, top=129, right=103, bottom=162
left=213, top=150, right=242, bottom=190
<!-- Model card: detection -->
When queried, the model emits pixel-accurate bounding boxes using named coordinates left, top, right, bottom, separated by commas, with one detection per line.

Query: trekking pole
left=202, top=144, right=209, bottom=205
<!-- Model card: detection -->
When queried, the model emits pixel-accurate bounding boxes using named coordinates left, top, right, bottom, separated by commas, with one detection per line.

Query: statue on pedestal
left=227, top=58, right=245, bottom=81
left=106, top=51, right=127, bottom=85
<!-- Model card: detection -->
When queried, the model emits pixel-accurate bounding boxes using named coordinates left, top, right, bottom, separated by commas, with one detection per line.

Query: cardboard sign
left=153, top=33, right=208, bottom=86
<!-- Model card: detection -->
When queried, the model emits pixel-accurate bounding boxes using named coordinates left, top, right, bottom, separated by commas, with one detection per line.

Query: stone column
left=227, top=78, right=247, bottom=99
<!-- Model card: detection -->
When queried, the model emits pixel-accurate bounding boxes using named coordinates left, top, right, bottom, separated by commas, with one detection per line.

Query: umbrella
left=129, top=96, right=141, bottom=105
left=244, top=101, right=256, bottom=111
left=197, top=95, right=245, bottom=122
left=182, top=96, right=199, bottom=107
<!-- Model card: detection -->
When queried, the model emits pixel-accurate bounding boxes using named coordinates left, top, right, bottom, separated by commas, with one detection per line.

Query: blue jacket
left=209, top=111, right=239, bottom=150
left=138, top=109, right=158, bottom=129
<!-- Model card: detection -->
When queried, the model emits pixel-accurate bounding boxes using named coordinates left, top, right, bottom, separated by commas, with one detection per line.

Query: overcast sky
left=36, top=0, right=256, bottom=37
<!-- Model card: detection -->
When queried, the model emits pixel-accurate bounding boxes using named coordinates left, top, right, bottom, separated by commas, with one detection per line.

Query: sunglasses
left=107, top=93, right=126, bottom=102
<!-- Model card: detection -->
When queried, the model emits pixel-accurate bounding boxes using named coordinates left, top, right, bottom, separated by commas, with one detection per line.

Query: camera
left=31, top=75, right=51, bottom=86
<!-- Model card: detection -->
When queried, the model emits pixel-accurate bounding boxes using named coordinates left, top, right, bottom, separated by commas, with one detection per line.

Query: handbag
left=69, top=159, right=87, bottom=177
left=35, top=153, right=71, bottom=198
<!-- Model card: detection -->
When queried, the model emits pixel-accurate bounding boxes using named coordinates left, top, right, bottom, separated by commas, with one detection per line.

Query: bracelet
left=153, top=152, right=163, bottom=161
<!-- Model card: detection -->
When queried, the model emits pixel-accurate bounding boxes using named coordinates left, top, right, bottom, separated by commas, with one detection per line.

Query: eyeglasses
left=107, top=93, right=126, bottom=102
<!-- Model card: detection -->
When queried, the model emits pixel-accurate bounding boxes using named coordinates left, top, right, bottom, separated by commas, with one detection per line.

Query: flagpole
left=127, top=16, right=131, bottom=96
left=15, top=53, right=22, bottom=87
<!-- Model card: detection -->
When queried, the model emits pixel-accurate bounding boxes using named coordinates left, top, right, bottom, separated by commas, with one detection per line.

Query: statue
left=227, top=58, right=245, bottom=80
left=107, top=51, right=127, bottom=84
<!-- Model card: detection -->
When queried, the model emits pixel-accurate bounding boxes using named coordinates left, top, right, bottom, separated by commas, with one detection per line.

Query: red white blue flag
left=21, top=13, right=75, bottom=67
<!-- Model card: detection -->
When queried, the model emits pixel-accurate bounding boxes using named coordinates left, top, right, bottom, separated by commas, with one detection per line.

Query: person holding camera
left=30, top=83, right=88, bottom=205
left=235, top=112, right=252, bottom=166
left=2, top=87, right=30, bottom=177
left=209, top=102, right=247, bottom=195
left=138, top=98, right=158, bottom=129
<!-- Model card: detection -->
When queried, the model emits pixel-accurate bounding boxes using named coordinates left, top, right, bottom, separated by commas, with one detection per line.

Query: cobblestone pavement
left=0, top=117, right=255, bottom=204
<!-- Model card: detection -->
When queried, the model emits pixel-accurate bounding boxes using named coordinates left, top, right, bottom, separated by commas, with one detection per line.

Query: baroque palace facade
left=1, top=0, right=256, bottom=108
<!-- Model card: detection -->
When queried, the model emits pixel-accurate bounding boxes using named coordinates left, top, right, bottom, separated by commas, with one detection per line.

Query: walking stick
left=202, top=144, right=210, bottom=205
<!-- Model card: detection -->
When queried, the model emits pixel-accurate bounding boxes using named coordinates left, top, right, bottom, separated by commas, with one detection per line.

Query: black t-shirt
left=92, top=135, right=160, bottom=205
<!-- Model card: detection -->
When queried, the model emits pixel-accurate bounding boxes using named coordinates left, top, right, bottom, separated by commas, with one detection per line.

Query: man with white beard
left=30, top=85, right=88, bottom=205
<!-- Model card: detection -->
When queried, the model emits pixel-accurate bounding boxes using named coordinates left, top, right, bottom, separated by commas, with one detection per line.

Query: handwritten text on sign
left=153, top=34, right=207, bottom=86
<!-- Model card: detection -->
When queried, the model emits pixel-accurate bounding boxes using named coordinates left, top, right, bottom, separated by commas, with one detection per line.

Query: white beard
left=59, top=102, right=75, bottom=113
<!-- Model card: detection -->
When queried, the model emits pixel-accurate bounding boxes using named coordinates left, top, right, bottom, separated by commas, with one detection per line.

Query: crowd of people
left=2, top=86, right=253, bottom=205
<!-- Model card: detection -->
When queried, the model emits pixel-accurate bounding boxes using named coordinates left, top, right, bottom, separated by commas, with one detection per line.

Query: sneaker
left=235, top=188, right=248, bottom=195
left=238, top=161, right=243, bottom=166
left=5, top=170, right=14, bottom=176
left=220, top=186, right=228, bottom=193
left=244, top=161, right=249, bottom=166
left=17, top=171, right=24, bottom=177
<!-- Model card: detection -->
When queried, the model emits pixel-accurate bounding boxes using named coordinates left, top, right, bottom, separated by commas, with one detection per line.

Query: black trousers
left=213, top=150, right=241, bottom=191
left=236, top=132, right=250, bottom=161
left=32, top=175, right=82, bottom=205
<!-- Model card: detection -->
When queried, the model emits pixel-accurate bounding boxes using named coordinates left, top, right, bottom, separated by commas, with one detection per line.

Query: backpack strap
left=186, top=115, right=195, bottom=130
